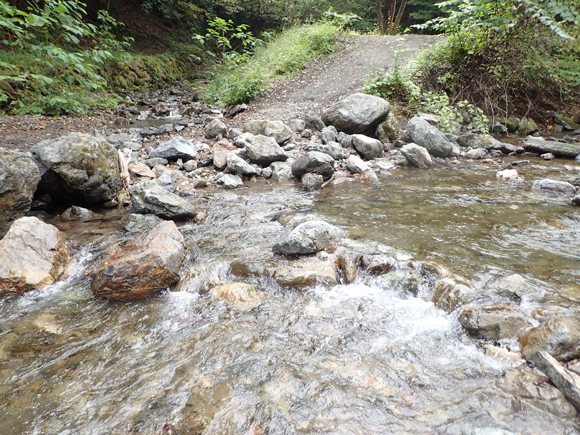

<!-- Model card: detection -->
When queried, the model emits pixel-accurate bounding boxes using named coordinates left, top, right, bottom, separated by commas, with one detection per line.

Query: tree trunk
left=376, top=0, right=386, bottom=35
left=391, top=0, right=408, bottom=35
left=386, top=0, right=409, bottom=35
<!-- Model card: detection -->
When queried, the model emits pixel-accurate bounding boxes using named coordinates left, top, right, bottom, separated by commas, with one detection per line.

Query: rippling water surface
left=0, top=157, right=579, bottom=434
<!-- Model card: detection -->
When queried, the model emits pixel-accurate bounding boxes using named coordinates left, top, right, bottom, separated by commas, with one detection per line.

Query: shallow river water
left=1, top=156, right=579, bottom=435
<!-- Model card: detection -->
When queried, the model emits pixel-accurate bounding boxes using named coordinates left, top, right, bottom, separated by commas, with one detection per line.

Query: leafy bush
left=362, top=64, right=421, bottom=103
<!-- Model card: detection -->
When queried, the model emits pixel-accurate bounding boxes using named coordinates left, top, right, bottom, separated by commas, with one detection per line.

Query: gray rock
left=145, top=157, right=168, bottom=167
left=457, top=134, right=517, bottom=155
left=276, top=258, right=338, bottom=288
left=373, top=271, right=424, bottom=295
left=520, top=317, right=580, bottom=361
left=233, top=132, right=253, bottom=148
left=226, top=153, right=257, bottom=175
left=486, top=274, right=538, bottom=302
left=321, top=142, right=343, bottom=160
left=270, top=162, right=293, bottom=182
left=465, top=148, right=487, bottom=159
left=524, top=138, right=580, bottom=159
left=541, top=152, right=555, bottom=160
left=376, top=112, right=401, bottom=142
left=531, top=350, right=580, bottom=413
left=554, top=114, right=580, bottom=131
left=459, top=304, right=530, bottom=340
left=243, top=120, right=265, bottom=135
left=346, top=155, right=370, bottom=174
left=361, top=169, right=379, bottom=185
left=156, top=172, right=175, bottom=192
left=337, top=132, right=352, bottom=148
left=273, top=220, right=345, bottom=255
left=400, top=143, right=433, bottom=168
left=432, top=276, right=475, bottom=312
left=61, top=205, right=95, bottom=221
left=463, top=429, right=515, bottom=435
left=222, top=174, right=244, bottom=189
left=205, top=118, right=227, bottom=139
left=0, top=149, right=41, bottom=237
left=263, top=120, right=293, bottom=144
left=130, top=180, right=196, bottom=219
left=149, top=136, right=197, bottom=161
left=532, top=179, right=576, bottom=195
left=292, top=151, right=335, bottom=180
left=573, top=194, right=580, bottom=206
left=124, top=213, right=163, bottom=233
left=261, top=167, right=272, bottom=178
left=517, top=117, right=538, bottom=135
left=352, top=134, right=383, bottom=160
left=229, top=104, right=247, bottom=116
left=321, top=93, right=390, bottom=135
left=0, top=217, right=69, bottom=294
left=406, top=117, right=458, bottom=158
left=492, top=123, right=509, bottom=135
left=245, top=134, right=288, bottom=166
left=337, top=249, right=358, bottom=284
left=320, top=126, right=338, bottom=144
left=286, top=119, right=305, bottom=133
left=183, top=160, right=197, bottom=172
left=305, top=112, right=325, bottom=131
left=301, top=173, right=323, bottom=191
left=32, top=133, right=121, bottom=205
left=419, top=113, right=440, bottom=127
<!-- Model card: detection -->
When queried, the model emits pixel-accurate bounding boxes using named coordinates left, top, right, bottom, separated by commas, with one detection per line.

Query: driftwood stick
left=532, top=350, right=580, bottom=412
left=118, top=149, right=131, bottom=191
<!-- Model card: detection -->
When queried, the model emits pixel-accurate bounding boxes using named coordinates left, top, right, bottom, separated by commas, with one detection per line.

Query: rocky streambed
left=1, top=92, right=580, bottom=434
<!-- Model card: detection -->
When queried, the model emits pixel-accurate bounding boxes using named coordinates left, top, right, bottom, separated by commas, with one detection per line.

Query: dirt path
left=236, top=34, right=442, bottom=122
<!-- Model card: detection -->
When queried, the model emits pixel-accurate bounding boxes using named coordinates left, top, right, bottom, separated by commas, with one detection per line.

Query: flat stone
left=149, top=136, right=197, bottom=161
left=458, top=304, right=530, bottom=340
left=130, top=180, right=196, bottom=219
left=276, top=259, right=338, bottom=288
left=524, top=138, right=580, bottom=159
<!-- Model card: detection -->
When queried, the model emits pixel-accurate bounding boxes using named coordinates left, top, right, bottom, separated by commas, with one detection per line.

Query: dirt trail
left=237, top=34, right=442, bottom=122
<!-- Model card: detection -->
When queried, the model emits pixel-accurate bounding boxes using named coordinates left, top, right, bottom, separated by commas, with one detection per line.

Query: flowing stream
left=1, top=156, right=579, bottom=435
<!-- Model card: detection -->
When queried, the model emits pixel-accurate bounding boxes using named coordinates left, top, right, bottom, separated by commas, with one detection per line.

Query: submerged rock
left=91, top=221, right=185, bottom=300
left=405, top=117, right=458, bottom=158
left=0, top=217, right=69, bottom=295
left=337, top=249, right=358, bottom=284
left=532, top=179, right=577, bottom=195
left=276, top=258, right=338, bottom=288
left=432, top=276, right=475, bottom=312
left=0, top=148, right=41, bottom=237
left=458, top=304, right=530, bottom=340
left=32, top=133, right=121, bottom=205
left=321, top=93, right=390, bottom=135
left=61, top=205, right=95, bottom=221
left=373, top=271, right=424, bottom=296
left=486, top=273, right=538, bottom=302
left=130, top=180, right=196, bottom=219
left=273, top=221, right=345, bottom=255
left=210, top=282, right=261, bottom=311
left=520, top=317, right=580, bottom=362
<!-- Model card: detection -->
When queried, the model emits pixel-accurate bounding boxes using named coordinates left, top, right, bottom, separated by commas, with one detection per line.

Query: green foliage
left=421, top=92, right=489, bottom=133
left=320, top=8, right=362, bottom=30
left=201, top=23, right=338, bottom=105
left=362, top=64, right=421, bottom=102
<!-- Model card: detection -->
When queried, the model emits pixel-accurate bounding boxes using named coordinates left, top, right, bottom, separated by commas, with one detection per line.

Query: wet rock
left=263, top=121, right=293, bottom=144
left=229, top=260, right=270, bottom=279
left=322, top=93, right=390, bottom=135
left=92, top=221, right=185, bottom=300
left=276, top=258, right=338, bottom=288
left=463, top=429, right=515, bottom=435
left=405, top=117, right=458, bottom=158
left=129, top=162, right=156, bottom=179
left=277, top=213, right=322, bottom=228
left=554, top=114, right=580, bottom=131
left=32, top=133, right=121, bottom=205
left=517, top=117, right=538, bottom=135
left=292, top=151, right=335, bottom=180
left=520, top=317, right=580, bottom=361
left=531, top=350, right=580, bottom=413
left=352, top=134, right=383, bottom=160
left=273, top=221, right=345, bottom=255
left=400, top=143, right=433, bottom=168
left=226, top=153, right=257, bottom=175
left=572, top=195, right=580, bottom=206
left=356, top=254, right=395, bottom=275
left=270, top=162, right=293, bottom=182
left=149, top=136, right=197, bottom=161
left=337, top=249, right=358, bottom=284
left=458, top=304, right=530, bottom=340
left=373, top=271, right=424, bottom=295
left=301, top=173, right=323, bottom=191
left=376, top=112, right=401, bottom=142
left=304, top=112, right=325, bottom=131
left=524, top=138, right=580, bottom=159
left=0, top=148, right=41, bottom=237
left=486, top=274, right=538, bottom=303
left=222, top=174, right=244, bottom=189
left=465, top=148, right=487, bottom=160
left=205, top=118, right=227, bottom=139
left=360, top=169, right=379, bottom=185
left=210, top=282, right=261, bottom=311
left=124, top=213, right=163, bottom=233
left=532, top=179, right=576, bottom=195
left=459, top=134, right=515, bottom=155
left=432, top=277, right=475, bottom=312
left=496, top=169, right=519, bottom=180
left=286, top=118, right=305, bottom=133
left=541, top=152, right=555, bottom=160
left=130, top=180, right=196, bottom=219
left=0, top=217, right=69, bottom=295
left=346, top=155, right=370, bottom=174
left=245, top=134, right=288, bottom=166
left=61, top=206, right=94, bottom=221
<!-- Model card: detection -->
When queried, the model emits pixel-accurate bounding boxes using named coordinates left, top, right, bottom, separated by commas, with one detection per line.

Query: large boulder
left=322, top=93, right=390, bottom=135
left=291, top=151, right=335, bottom=180
left=0, top=149, right=41, bottom=237
left=149, top=136, right=197, bottom=161
left=276, top=259, right=338, bottom=288
left=524, top=138, right=580, bottom=159
left=32, top=133, right=121, bottom=205
left=352, top=134, right=383, bottom=160
left=245, top=134, right=288, bottom=166
left=273, top=220, right=345, bottom=255
left=0, top=217, right=69, bottom=295
left=91, top=221, right=185, bottom=300
left=130, top=180, right=196, bottom=219
left=406, top=117, right=458, bottom=158
left=520, top=317, right=580, bottom=361
left=210, top=282, right=261, bottom=311
left=376, top=112, right=401, bottom=142
left=458, top=304, right=531, bottom=340
left=400, top=143, right=433, bottom=168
